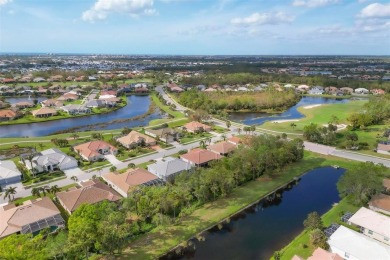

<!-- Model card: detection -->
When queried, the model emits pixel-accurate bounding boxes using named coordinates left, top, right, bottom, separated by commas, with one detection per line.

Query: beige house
left=348, top=207, right=390, bottom=246
left=31, top=107, right=57, bottom=118
left=103, top=168, right=160, bottom=197
left=56, top=180, right=121, bottom=214
left=73, top=140, right=118, bottom=161
left=145, top=127, right=178, bottom=143
left=207, top=141, right=236, bottom=155
left=117, top=130, right=156, bottom=149
left=181, top=148, right=222, bottom=167
left=183, top=121, right=212, bottom=133
left=0, top=197, right=64, bottom=239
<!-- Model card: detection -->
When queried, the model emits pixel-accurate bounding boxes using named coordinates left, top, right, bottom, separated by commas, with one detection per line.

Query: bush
left=178, top=149, right=188, bottom=155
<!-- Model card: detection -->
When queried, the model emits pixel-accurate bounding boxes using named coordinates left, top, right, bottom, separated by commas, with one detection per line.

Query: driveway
left=104, top=154, right=122, bottom=166
left=63, top=167, right=85, bottom=177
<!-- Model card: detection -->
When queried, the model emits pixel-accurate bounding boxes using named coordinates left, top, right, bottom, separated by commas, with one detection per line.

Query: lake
left=0, top=95, right=163, bottom=137
left=228, top=96, right=351, bottom=125
left=163, top=166, right=344, bottom=260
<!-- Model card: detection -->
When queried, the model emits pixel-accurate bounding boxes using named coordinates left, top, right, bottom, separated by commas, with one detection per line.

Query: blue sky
left=0, top=0, right=389, bottom=55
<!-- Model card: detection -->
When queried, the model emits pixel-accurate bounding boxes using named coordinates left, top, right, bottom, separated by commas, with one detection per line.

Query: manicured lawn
left=279, top=198, right=359, bottom=260
left=150, top=93, right=184, bottom=119
left=22, top=171, right=65, bottom=186
left=80, top=160, right=111, bottom=171
left=179, top=132, right=213, bottom=144
left=260, top=100, right=367, bottom=134
left=120, top=152, right=360, bottom=259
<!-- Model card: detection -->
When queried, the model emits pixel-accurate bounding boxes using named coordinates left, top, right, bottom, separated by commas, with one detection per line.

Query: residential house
left=61, top=104, right=91, bottom=115
left=24, top=148, right=78, bottom=173
left=284, top=84, right=295, bottom=89
left=103, top=168, right=161, bottom=197
left=117, top=131, right=156, bottom=149
left=369, top=194, right=390, bottom=216
left=325, top=86, right=339, bottom=95
left=297, top=85, right=310, bottom=92
left=85, top=99, right=106, bottom=108
left=204, top=88, right=217, bottom=92
left=100, top=90, right=117, bottom=97
left=180, top=148, right=222, bottom=167
left=170, top=86, right=184, bottom=93
left=340, top=87, right=354, bottom=95
left=293, top=248, right=343, bottom=260
left=0, top=100, right=7, bottom=109
left=31, top=107, right=57, bottom=118
left=14, top=101, right=34, bottom=109
left=348, top=207, right=390, bottom=245
left=41, top=99, right=63, bottom=108
left=145, top=127, right=179, bottom=143
left=57, top=93, right=78, bottom=102
left=184, top=121, right=212, bottom=133
left=73, top=140, right=118, bottom=161
left=0, top=160, right=22, bottom=185
left=207, top=141, right=236, bottom=155
left=355, top=88, right=369, bottom=94
left=377, top=141, right=390, bottom=154
left=237, top=86, right=249, bottom=92
left=0, top=109, right=19, bottom=121
left=328, top=225, right=390, bottom=260
left=147, top=157, right=192, bottom=181
left=308, top=86, right=324, bottom=95
left=33, top=77, right=45, bottom=83
left=371, top=89, right=385, bottom=95
left=0, top=197, right=64, bottom=239
left=228, top=136, right=242, bottom=145
left=56, top=179, right=121, bottom=214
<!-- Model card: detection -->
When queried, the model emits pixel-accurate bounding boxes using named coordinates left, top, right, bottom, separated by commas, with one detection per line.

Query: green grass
left=260, top=100, right=368, bottom=134
left=150, top=93, right=184, bottom=119
left=179, top=132, right=213, bottom=144
left=80, top=160, right=111, bottom=171
left=279, top=198, right=359, bottom=260
left=120, top=151, right=360, bottom=259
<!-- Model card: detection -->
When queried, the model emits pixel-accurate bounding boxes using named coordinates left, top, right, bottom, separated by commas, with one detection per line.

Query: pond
left=0, top=95, right=163, bottom=137
left=163, top=166, right=344, bottom=260
left=228, top=96, right=351, bottom=125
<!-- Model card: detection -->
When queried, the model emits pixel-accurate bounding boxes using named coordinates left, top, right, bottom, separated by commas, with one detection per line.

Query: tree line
left=0, top=135, right=304, bottom=259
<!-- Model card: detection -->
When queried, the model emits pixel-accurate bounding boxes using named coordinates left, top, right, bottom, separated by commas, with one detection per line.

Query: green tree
left=3, top=186, right=17, bottom=202
left=309, top=229, right=329, bottom=250
left=303, top=211, right=323, bottom=231
left=337, top=162, right=385, bottom=205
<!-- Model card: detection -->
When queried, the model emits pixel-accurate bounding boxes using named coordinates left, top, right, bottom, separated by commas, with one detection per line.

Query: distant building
left=207, top=141, right=236, bottom=155
left=147, top=157, right=192, bottom=181
left=31, top=107, right=57, bottom=118
left=117, top=131, right=156, bottom=149
left=73, top=141, right=117, bottom=161
left=184, top=121, right=212, bottom=133
left=355, top=88, right=369, bottom=94
left=377, top=141, right=390, bottom=154
left=145, top=127, right=179, bottom=143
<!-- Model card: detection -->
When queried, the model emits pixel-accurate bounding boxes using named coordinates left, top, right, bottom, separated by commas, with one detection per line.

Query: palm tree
left=70, top=176, right=78, bottom=183
left=3, top=187, right=17, bottom=202
left=221, top=134, right=227, bottom=141
left=206, top=137, right=212, bottom=145
left=71, top=133, right=79, bottom=140
left=290, top=123, right=297, bottom=129
left=199, top=140, right=206, bottom=149
left=50, top=185, right=60, bottom=194
left=39, top=186, right=50, bottom=196
left=31, top=187, right=41, bottom=197
left=237, top=128, right=242, bottom=135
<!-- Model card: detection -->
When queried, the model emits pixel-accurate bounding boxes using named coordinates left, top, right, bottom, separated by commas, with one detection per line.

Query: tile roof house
left=145, top=127, right=179, bottom=143
left=371, top=89, right=385, bottom=95
left=228, top=136, right=242, bottom=145
left=147, top=157, right=192, bottom=181
left=56, top=93, right=78, bottom=102
left=61, top=104, right=91, bottom=115
left=56, top=180, right=121, bottom=214
left=103, top=168, right=160, bottom=197
left=117, top=131, right=156, bottom=149
left=348, top=207, right=390, bottom=245
left=25, top=148, right=78, bottom=173
left=180, top=148, right=222, bottom=166
left=183, top=121, right=212, bottom=133
left=31, top=107, right=57, bottom=118
left=73, top=140, right=117, bottom=161
left=0, top=160, right=22, bottom=185
left=355, top=88, right=369, bottom=94
left=41, top=99, right=63, bottom=108
left=340, top=87, right=354, bottom=94
left=85, top=99, right=106, bottom=108
left=377, top=141, right=390, bottom=155
left=293, top=248, right=343, bottom=260
left=328, top=225, right=390, bottom=260
left=207, top=141, right=236, bottom=155
left=0, top=109, right=19, bottom=121
left=0, top=197, right=64, bottom=239
left=369, top=194, right=390, bottom=216
left=14, top=101, right=34, bottom=109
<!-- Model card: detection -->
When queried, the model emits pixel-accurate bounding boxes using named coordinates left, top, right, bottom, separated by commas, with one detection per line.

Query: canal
left=0, top=95, right=163, bottom=137
left=165, top=166, right=344, bottom=260
left=229, top=96, right=350, bottom=125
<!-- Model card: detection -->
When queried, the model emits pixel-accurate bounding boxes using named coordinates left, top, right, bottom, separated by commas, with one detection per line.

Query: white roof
left=349, top=207, right=390, bottom=238
left=328, top=225, right=390, bottom=260
left=147, top=157, right=192, bottom=177
left=0, top=160, right=22, bottom=179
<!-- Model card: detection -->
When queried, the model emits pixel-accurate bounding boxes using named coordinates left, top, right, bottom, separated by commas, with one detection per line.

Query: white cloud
left=359, top=3, right=390, bottom=18
left=0, top=0, right=12, bottom=6
left=82, top=0, right=156, bottom=22
left=292, top=0, right=340, bottom=8
left=231, top=12, right=294, bottom=26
